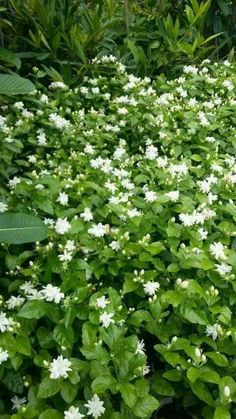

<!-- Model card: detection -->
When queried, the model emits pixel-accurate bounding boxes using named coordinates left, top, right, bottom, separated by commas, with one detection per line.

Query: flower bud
left=195, top=348, right=201, bottom=358
left=224, top=386, right=231, bottom=397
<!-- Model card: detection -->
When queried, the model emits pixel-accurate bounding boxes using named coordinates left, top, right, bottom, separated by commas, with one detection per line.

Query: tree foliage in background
left=0, top=0, right=235, bottom=84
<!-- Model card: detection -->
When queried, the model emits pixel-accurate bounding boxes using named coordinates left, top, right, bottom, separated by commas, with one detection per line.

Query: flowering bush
left=0, top=56, right=236, bottom=419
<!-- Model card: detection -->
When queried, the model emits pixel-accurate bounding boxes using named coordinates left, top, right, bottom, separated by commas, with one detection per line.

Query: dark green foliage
left=0, top=0, right=235, bottom=84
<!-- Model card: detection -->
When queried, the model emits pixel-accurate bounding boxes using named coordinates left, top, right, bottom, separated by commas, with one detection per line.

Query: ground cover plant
left=0, top=57, right=236, bottom=418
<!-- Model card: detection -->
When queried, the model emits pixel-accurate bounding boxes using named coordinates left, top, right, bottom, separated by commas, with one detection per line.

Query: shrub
left=0, top=57, right=236, bottom=418
left=1, top=0, right=234, bottom=83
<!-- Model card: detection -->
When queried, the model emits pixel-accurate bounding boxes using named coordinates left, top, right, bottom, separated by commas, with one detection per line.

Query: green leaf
left=60, top=381, right=77, bottom=403
left=0, top=213, right=47, bottom=244
left=214, top=406, right=230, bottom=419
left=205, top=352, right=229, bottom=367
left=0, top=74, right=35, bottom=95
left=163, top=369, right=182, bottom=381
left=118, top=383, right=137, bottom=408
left=0, top=49, right=21, bottom=68
left=2, top=371, right=24, bottom=394
left=180, top=304, right=209, bottom=325
left=15, top=335, right=31, bottom=356
left=19, top=300, right=50, bottom=320
left=146, top=242, right=165, bottom=255
left=53, top=324, right=74, bottom=348
left=123, top=278, right=139, bottom=294
left=39, top=409, right=63, bottom=419
left=152, top=376, right=175, bottom=396
left=187, top=367, right=220, bottom=384
left=92, top=375, right=116, bottom=394
left=190, top=381, right=215, bottom=406
left=37, top=377, right=62, bottom=398
left=133, top=395, right=159, bottom=418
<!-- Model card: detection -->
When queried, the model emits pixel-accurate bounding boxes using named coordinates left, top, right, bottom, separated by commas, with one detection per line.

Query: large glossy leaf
left=0, top=213, right=48, bottom=244
left=0, top=74, right=35, bottom=95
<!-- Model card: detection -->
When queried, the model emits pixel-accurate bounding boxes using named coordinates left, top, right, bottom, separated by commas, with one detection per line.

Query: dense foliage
left=0, top=57, right=236, bottom=418
left=0, top=0, right=235, bottom=83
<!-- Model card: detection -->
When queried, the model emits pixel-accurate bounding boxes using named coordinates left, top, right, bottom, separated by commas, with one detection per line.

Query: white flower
left=205, top=323, right=221, bottom=340
left=142, top=365, right=151, bottom=376
left=49, top=81, right=68, bottom=90
left=28, top=155, right=37, bottom=163
left=13, top=101, right=24, bottom=110
left=209, top=242, right=226, bottom=260
left=168, top=162, right=188, bottom=177
left=80, top=208, right=93, bottom=222
left=9, top=176, right=21, bottom=188
left=215, top=263, right=232, bottom=276
left=58, top=250, right=73, bottom=262
left=65, top=240, right=76, bottom=252
left=84, top=144, right=95, bottom=154
left=85, top=394, right=105, bottom=418
left=20, top=281, right=35, bottom=295
left=223, top=80, right=234, bottom=91
left=11, top=395, right=27, bottom=410
left=40, top=94, right=48, bottom=103
left=57, top=192, right=69, bottom=205
left=55, top=218, right=71, bottom=234
left=127, top=208, right=142, bottom=218
left=0, top=347, right=9, bottom=364
left=165, top=191, right=179, bottom=202
left=114, top=147, right=125, bottom=160
left=49, top=355, right=72, bottom=379
left=64, top=406, right=85, bottom=419
left=0, top=202, right=8, bottom=213
left=99, top=311, right=114, bottom=328
left=26, top=289, right=44, bottom=300
left=5, top=296, right=25, bottom=310
left=143, top=281, right=160, bottom=296
left=145, top=145, right=158, bottom=160
left=198, top=180, right=211, bottom=194
left=42, top=284, right=64, bottom=303
left=88, top=223, right=107, bottom=237
left=0, top=311, right=14, bottom=333
left=109, top=241, right=121, bottom=251
left=144, top=191, right=158, bottom=203
left=179, top=213, right=195, bottom=226
left=96, top=296, right=109, bottom=309
left=44, top=218, right=55, bottom=226
left=49, top=113, right=71, bottom=130
left=135, top=339, right=146, bottom=355
left=198, top=228, right=208, bottom=240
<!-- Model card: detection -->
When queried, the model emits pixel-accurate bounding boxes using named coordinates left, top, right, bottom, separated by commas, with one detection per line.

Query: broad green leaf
left=152, top=376, right=175, bottom=396
left=60, top=381, right=77, bottom=403
left=92, top=375, right=116, bottom=394
left=214, top=406, right=230, bottom=419
left=0, top=213, right=47, bottom=244
left=163, top=369, right=182, bottom=382
left=205, top=352, right=229, bottom=367
left=190, top=381, right=215, bottom=406
left=118, top=383, right=137, bottom=408
left=39, top=409, right=63, bottom=419
left=37, top=377, right=62, bottom=398
left=53, top=324, right=74, bottom=348
left=133, top=395, right=159, bottom=418
left=19, top=300, right=53, bottom=320
left=0, top=74, right=35, bottom=95
left=187, top=367, right=220, bottom=384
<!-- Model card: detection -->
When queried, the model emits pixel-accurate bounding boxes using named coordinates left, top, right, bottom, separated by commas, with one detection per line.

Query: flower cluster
left=0, top=59, right=235, bottom=418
